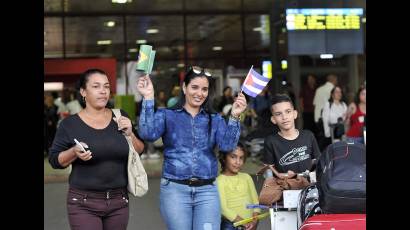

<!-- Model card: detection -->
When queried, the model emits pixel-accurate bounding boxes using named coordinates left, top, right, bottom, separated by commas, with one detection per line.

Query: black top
left=262, top=130, right=320, bottom=173
left=48, top=109, right=138, bottom=191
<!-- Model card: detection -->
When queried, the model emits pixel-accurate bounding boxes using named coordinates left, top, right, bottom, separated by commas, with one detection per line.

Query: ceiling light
left=281, top=81, right=287, bottom=85
left=212, top=46, right=222, bottom=51
left=253, top=27, right=262, bottom=32
left=362, top=17, right=366, bottom=23
left=281, top=60, right=288, bottom=70
left=320, top=54, right=334, bottom=59
left=177, top=63, right=185, bottom=68
left=44, top=82, right=64, bottom=91
left=136, top=39, right=147, bottom=44
left=129, top=48, right=138, bottom=53
left=105, top=21, right=115, bottom=27
left=112, top=0, right=131, bottom=3
left=146, top=29, right=159, bottom=34
left=97, top=40, right=112, bottom=45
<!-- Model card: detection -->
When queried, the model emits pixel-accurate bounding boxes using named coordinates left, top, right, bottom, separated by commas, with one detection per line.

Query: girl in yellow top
left=217, top=143, right=260, bottom=230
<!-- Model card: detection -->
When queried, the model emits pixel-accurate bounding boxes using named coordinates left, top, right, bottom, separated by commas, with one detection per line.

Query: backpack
left=316, top=141, right=366, bottom=213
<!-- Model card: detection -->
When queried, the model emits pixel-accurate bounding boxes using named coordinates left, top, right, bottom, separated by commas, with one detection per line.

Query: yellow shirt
left=216, top=172, right=260, bottom=221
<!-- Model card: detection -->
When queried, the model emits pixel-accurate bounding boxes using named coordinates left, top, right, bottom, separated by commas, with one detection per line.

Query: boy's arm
left=262, top=137, right=274, bottom=164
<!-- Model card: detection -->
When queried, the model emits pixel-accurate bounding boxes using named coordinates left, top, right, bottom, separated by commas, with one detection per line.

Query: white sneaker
left=140, top=154, right=148, bottom=160
left=148, top=152, right=161, bottom=159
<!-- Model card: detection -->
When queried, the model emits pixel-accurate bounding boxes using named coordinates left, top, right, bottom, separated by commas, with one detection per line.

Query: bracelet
left=230, top=114, right=240, bottom=121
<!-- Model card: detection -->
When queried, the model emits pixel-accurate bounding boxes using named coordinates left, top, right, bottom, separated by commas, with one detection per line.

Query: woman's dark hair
left=170, top=67, right=217, bottom=141
left=219, top=142, right=248, bottom=173
left=328, top=86, right=344, bottom=108
left=354, top=85, right=366, bottom=105
left=170, top=67, right=216, bottom=114
left=76, top=68, right=108, bottom=108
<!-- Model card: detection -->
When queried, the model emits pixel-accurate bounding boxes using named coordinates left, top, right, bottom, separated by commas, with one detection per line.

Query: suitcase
left=299, top=214, right=366, bottom=230
left=316, top=141, right=366, bottom=213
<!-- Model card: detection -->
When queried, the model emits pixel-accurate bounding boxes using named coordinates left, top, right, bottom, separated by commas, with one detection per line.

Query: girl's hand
left=73, top=142, right=92, bottom=161
left=113, top=116, right=133, bottom=136
left=231, top=93, right=247, bottom=118
left=136, top=75, right=155, bottom=100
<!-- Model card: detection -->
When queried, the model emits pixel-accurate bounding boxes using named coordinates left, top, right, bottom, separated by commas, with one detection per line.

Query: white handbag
left=112, top=109, right=148, bottom=197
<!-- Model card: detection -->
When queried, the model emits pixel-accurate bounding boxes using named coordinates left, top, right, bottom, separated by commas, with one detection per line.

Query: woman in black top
left=48, top=68, right=144, bottom=230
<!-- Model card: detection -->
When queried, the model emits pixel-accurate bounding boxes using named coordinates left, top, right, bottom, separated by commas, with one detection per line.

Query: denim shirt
left=139, top=99, right=241, bottom=180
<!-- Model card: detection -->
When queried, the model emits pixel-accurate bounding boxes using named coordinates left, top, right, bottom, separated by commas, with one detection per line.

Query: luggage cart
left=270, top=190, right=302, bottom=230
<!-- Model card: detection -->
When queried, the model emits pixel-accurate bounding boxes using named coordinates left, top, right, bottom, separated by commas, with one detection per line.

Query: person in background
left=156, top=90, right=167, bottom=108
left=137, top=66, right=247, bottom=230
left=167, top=85, right=181, bottom=108
left=217, top=86, right=235, bottom=113
left=321, top=86, right=347, bottom=145
left=217, top=142, right=260, bottom=230
left=55, top=88, right=72, bottom=126
left=66, top=88, right=83, bottom=114
left=249, top=87, right=271, bottom=128
left=44, top=93, right=59, bottom=156
left=312, top=74, right=338, bottom=150
left=345, top=86, right=366, bottom=144
left=48, top=68, right=145, bottom=230
left=313, top=74, right=338, bottom=124
left=299, top=75, right=317, bottom=132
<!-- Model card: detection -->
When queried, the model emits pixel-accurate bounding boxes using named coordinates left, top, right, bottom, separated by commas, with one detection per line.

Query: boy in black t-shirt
left=263, top=94, right=320, bottom=177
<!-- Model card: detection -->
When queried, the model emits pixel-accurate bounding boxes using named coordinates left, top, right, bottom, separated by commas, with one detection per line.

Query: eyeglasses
left=189, top=66, right=212, bottom=77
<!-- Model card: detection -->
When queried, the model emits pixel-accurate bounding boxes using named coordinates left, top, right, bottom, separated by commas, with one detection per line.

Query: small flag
left=147, top=50, right=156, bottom=74
left=241, top=67, right=271, bottom=97
left=136, top=44, right=156, bottom=74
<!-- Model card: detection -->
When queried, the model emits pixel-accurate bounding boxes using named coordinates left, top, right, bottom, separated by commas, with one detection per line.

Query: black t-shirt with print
left=263, top=130, right=320, bottom=173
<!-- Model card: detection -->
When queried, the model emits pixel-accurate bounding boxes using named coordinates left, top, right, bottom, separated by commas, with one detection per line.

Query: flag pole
left=239, top=65, right=253, bottom=96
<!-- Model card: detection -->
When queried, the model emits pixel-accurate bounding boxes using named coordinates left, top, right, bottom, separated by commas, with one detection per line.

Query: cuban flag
left=241, top=67, right=270, bottom=97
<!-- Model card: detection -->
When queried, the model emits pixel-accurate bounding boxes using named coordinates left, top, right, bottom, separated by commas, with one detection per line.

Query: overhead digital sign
left=286, top=8, right=364, bottom=55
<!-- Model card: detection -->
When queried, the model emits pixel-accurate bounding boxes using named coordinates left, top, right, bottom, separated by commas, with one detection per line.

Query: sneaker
left=148, top=152, right=161, bottom=159
left=140, top=154, right=148, bottom=160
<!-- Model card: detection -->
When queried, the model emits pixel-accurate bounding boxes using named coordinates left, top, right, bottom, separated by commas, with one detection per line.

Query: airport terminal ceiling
left=44, top=0, right=366, bottom=94
left=45, top=0, right=365, bottom=59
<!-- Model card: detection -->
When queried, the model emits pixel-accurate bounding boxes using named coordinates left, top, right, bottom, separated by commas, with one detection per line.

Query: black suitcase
left=316, top=141, right=366, bottom=213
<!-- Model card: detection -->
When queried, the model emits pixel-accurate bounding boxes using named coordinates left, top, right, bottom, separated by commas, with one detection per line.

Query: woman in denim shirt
left=137, top=66, right=247, bottom=230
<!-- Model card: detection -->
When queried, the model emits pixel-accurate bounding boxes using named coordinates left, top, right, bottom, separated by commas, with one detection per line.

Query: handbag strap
left=112, top=108, right=122, bottom=120
left=111, top=109, right=138, bottom=153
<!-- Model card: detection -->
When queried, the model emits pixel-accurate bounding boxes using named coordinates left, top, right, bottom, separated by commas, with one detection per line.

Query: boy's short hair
left=270, top=94, right=295, bottom=111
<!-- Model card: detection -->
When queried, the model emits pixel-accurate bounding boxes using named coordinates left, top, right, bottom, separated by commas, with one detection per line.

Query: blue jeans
left=159, top=178, right=221, bottom=230
left=346, top=137, right=364, bottom=144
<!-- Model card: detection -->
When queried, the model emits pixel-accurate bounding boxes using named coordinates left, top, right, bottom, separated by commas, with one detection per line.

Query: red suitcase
left=299, top=214, right=366, bottom=230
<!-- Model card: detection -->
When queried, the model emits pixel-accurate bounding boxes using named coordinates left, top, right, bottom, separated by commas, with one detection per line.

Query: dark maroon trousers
left=66, top=187, right=129, bottom=230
